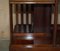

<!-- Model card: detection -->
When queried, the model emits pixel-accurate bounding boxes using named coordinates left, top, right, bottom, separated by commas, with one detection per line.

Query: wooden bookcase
left=9, top=0, right=59, bottom=51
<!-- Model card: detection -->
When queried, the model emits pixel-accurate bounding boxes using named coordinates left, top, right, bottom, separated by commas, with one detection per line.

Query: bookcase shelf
left=9, top=0, right=59, bottom=51
left=10, top=44, right=60, bottom=51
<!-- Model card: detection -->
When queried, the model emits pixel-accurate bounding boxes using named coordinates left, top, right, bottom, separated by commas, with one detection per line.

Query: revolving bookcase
left=9, top=0, right=60, bottom=51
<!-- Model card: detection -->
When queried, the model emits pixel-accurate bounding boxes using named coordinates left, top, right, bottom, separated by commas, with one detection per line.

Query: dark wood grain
left=10, top=0, right=55, bottom=3
left=9, top=0, right=58, bottom=51
left=10, top=44, right=60, bottom=51
left=9, top=4, right=13, bottom=43
left=13, top=33, right=49, bottom=37
left=53, top=0, right=58, bottom=46
left=15, top=4, right=19, bottom=24
left=9, top=0, right=55, bottom=4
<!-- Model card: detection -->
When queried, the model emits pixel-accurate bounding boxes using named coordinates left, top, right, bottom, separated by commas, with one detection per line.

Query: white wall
left=0, top=0, right=60, bottom=40
left=0, top=0, right=10, bottom=40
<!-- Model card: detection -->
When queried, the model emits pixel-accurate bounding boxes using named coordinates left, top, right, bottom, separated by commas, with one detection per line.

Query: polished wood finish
left=10, top=44, right=53, bottom=48
left=9, top=4, right=13, bottom=43
left=10, top=2, right=55, bottom=4
left=12, top=33, right=51, bottom=44
left=10, top=0, right=54, bottom=2
left=10, top=44, right=60, bottom=51
left=15, top=4, right=19, bottom=24
left=13, top=33, right=49, bottom=37
left=10, top=0, right=55, bottom=4
left=9, top=0, right=58, bottom=51
left=53, top=0, right=58, bottom=46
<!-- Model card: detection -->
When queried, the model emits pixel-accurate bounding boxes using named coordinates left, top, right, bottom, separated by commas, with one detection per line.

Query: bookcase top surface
left=10, top=0, right=55, bottom=2
left=10, top=0, right=55, bottom=4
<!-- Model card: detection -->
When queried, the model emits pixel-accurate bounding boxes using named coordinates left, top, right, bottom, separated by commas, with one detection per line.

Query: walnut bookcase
left=9, top=0, right=59, bottom=51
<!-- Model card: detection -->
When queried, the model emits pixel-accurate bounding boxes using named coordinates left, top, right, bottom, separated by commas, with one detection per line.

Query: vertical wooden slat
left=26, top=4, right=28, bottom=25
left=53, top=0, right=58, bottom=46
left=21, top=4, right=24, bottom=32
left=21, top=4, right=23, bottom=25
left=9, top=4, right=13, bottom=43
left=15, top=4, right=19, bottom=24
left=10, top=4, right=13, bottom=33
left=28, top=4, right=33, bottom=33
left=18, top=4, right=21, bottom=24
left=26, top=4, right=32, bottom=33
left=31, top=4, right=34, bottom=33
left=24, top=4, right=29, bottom=32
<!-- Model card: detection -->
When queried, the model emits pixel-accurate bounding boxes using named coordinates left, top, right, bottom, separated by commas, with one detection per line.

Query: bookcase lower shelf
left=10, top=44, right=60, bottom=51
left=11, top=33, right=52, bottom=44
left=9, top=27, right=60, bottom=51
